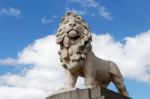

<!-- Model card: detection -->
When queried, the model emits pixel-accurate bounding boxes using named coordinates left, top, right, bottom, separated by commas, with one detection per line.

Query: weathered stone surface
left=101, top=88, right=129, bottom=99
left=77, top=89, right=89, bottom=99
left=90, top=87, right=101, bottom=98
left=46, top=87, right=131, bottom=99
left=55, top=11, right=129, bottom=97
left=70, top=90, right=78, bottom=99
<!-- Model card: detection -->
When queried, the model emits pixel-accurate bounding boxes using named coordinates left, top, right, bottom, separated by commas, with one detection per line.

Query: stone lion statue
left=56, top=12, right=128, bottom=96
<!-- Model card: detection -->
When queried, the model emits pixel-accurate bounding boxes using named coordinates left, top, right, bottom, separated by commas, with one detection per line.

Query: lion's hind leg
left=112, top=75, right=129, bottom=97
left=108, top=61, right=128, bottom=96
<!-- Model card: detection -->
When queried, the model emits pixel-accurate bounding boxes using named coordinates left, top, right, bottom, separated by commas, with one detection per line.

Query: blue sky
left=0, top=0, right=150, bottom=99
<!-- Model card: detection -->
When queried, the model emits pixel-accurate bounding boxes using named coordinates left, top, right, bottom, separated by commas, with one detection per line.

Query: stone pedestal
left=46, top=87, right=131, bottom=99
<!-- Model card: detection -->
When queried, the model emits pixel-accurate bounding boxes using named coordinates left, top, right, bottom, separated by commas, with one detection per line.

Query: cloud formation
left=98, top=6, right=112, bottom=20
left=0, top=35, right=63, bottom=99
left=68, top=0, right=98, bottom=8
left=67, top=0, right=112, bottom=20
left=41, top=15, right=58, bottom=24
left=0, top=30, right=150, bottom=99
left=0, top=7, right=21, bottom=17
left=0, top=57, right=17, bottom=66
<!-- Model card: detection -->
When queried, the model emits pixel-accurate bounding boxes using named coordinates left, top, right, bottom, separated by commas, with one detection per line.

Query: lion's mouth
left=66, top=24, right=83, bottom=39
left=68, top=30, right=80, bottom=39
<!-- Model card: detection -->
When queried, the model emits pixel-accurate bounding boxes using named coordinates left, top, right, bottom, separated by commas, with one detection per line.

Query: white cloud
left=0, top=87, right=47, bottom=99
left=67, top=0, right=112, bottom=20
left=68, top=8, right=86, bottom=15
left=68, top=0, right=98, bottom=8
left=0, top=57, right=17, bottom=65
left=98, top=6, right=112, bottom=20
left=0, top=7, right=21, bottom=17
left=41, top=15, right=58, bottom=24
left=0, top=30, right=150, bottom=98
left=0, top=35, right=64, bottom=99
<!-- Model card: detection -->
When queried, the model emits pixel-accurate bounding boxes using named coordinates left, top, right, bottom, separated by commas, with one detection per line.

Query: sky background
left=0, top=0, right=150, bottom=99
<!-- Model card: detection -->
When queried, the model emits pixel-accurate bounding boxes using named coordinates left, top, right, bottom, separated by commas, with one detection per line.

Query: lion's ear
left=76, top=15, right=82, bottom=20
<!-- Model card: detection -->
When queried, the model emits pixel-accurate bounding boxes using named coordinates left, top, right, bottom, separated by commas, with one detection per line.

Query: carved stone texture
left=46, top=87, right=131, bottom=99
left=55, top=11, right=129, bottom=97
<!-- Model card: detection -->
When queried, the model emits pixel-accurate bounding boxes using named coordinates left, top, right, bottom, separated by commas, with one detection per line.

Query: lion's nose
left=69, top=22, right=76, bottom=27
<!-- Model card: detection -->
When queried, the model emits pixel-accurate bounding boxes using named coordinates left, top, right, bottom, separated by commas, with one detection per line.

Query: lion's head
left=56, top=11, right=92, bottom=72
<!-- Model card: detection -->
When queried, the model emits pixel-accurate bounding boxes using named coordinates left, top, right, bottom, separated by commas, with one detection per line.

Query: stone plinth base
left=46, top=87, right=131, bottom=99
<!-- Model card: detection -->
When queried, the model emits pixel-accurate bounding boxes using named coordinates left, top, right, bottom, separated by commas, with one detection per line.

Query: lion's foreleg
left=84, top=65, right=96, bottom=89
left=65, top=69, right=77, bottom=90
